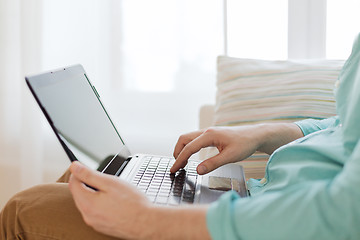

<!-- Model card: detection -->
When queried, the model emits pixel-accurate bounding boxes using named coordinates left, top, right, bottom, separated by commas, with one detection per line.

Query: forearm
left=142, top=205, right=211, bottom=240
left=256, top=123, right=304, bottom=155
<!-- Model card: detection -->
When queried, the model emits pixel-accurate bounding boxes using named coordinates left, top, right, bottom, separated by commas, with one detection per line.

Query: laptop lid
left=26, top=64, right=131, bottom=175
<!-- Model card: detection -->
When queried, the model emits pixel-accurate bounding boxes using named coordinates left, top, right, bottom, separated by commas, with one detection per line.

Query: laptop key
left=155, top=196, right=169, bottom=204
left=168, top=196, right=181, bottom=205
left=147, top=195, right=156, bottom=202
left=158, top=191, right=170, bottom=197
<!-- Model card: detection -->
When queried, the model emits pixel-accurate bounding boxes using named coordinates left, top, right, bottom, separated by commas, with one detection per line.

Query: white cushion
left=215, top=56, right=344, bottom=126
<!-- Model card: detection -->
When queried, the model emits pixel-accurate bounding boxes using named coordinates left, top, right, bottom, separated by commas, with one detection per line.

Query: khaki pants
left=0, top=170, right=119, bottom=240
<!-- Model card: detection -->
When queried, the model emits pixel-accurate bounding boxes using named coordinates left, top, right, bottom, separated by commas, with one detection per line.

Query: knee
left=0, top=183, right=70, bottom=239
left=0, top=192, right=17, bottom=237
left=0, top=186, right=36, bottom=239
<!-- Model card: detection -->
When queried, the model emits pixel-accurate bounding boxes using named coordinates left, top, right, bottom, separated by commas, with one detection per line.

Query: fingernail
left=197, top=165, right=207, bottom=175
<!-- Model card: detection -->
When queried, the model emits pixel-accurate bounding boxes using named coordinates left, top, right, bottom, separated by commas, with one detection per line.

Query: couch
left=198, top=55, right=344, bottom=180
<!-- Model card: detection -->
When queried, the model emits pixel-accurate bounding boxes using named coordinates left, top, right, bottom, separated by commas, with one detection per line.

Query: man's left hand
left=69, top=161, right=151, bottom=239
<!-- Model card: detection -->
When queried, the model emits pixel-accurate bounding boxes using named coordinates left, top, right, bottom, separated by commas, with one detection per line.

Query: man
left=1, top=35, right=360, bottom=239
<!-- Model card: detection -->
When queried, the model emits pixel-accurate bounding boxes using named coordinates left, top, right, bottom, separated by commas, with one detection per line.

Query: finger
left=68, top=174, right=97, bottom=212
left=70, top=161, right=113, bottom=191
left=170, top=133, right=214, bottom=173
left=178, top=159, right=188, bottom=170
left=173, top=131, right=203, bottom=159
left=196, top=149, right=235, bottom=175
left=170, top=158, right=189, bottom=173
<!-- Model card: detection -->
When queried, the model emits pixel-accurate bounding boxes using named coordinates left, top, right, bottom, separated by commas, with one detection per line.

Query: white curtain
left=0, top=0, right=47, bottom=207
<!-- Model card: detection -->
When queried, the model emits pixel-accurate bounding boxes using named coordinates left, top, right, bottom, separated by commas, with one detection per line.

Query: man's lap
left=0, top=180, right=119, bottom=239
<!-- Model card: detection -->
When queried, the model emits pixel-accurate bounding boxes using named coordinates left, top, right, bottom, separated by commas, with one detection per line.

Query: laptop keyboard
left=131, top=156, right=199, bottom=205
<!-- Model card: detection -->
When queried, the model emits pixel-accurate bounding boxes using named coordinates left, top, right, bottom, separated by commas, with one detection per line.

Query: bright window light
left=227, top=0, right=288, bottom=60
left=326, top=0, right=360, bottom=59
left=122, top=0, right=223, bottom=92
left=122, top=1, right=178, bottom=92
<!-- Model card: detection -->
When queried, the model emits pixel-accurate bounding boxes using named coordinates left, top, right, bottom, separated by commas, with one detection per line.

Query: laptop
left=25, top=64, right=248, bottom=205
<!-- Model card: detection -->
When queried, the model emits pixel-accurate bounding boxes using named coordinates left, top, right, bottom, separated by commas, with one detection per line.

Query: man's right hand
left=170, top=125, right=264, bottom=175
left=170, top=123, right=304, bottom=175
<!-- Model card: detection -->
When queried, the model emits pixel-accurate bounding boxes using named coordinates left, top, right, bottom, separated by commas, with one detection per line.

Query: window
left=226, top=0, right=288, bottom=59
left=227, top=0, right=360, bottom=60
left=326, top=0, right=360, bottom=59
left=121, top=0, right=223, bottom=92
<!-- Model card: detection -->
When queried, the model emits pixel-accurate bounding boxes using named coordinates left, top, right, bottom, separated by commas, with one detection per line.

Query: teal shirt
left=207, top=34, right=360, bottom=240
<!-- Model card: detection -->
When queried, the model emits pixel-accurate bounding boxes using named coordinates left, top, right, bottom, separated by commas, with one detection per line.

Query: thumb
left=70, top=161, right=113, bottom=191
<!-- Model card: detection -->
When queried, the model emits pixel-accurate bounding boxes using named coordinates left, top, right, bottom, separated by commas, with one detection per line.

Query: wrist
left=141, top=205, right=211, bottom=240
left=136, top=203, right=157, bottom=240
left=253, top=123, right=274, bottom=151
left=256, top=122, right=303, bottom=154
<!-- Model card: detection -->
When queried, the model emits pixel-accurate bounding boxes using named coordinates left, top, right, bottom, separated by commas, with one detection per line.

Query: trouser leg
left=0, top=183, right=120, bottom=240
left=57, top=168, right=71, bottom=183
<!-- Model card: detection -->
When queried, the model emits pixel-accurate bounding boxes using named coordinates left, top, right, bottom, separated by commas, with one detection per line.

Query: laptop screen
left=26, top=65, right=128, bottom=172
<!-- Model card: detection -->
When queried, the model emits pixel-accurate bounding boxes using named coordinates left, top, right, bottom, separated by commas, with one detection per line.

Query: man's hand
left=170, top=126, right=263, bottom=175
left=69, top=161, right=151, bottom=239
left=69, top=161, right=211, bottom=240
left=170, top=123, right=304, bottom=175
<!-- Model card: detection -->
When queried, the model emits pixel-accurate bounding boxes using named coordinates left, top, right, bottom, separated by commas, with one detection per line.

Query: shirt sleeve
left=294, top=116, right=339, bottom=136
left=206, top=140, right=360, bottom=240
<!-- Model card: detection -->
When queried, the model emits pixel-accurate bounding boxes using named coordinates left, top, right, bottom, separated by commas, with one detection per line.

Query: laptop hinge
left=114, top=159, right=130, bottom=176
left=102, top=155, right=130, bottom=176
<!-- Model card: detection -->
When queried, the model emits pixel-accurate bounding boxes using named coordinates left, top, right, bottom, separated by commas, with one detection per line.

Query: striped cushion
left=212, top=56, right=344, bottom=178
left=215, top=56, right=344, bottom=126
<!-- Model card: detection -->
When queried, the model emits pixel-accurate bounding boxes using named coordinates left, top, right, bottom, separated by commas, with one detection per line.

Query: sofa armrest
left=198, top=104, right=217, bottom=160
left=199, top=104, right=215, bottom=129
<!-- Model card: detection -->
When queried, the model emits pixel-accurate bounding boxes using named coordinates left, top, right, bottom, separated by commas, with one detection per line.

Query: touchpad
left=208, top=176, right=243, bottom=193
left=209, top=176, right=232, bottom=191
